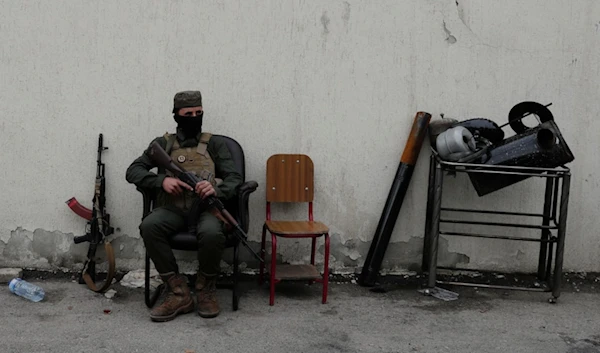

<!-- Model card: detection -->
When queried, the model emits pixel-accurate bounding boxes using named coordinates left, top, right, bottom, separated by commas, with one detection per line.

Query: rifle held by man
left=148, top=141, right=264, bottom=263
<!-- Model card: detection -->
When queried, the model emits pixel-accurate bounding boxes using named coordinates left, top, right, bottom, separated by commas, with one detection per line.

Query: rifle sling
left=82, top=242, right=116, bottom=293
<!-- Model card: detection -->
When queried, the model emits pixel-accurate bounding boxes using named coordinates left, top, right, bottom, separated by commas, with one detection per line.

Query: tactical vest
left=158, top=132, right=219, bottom=210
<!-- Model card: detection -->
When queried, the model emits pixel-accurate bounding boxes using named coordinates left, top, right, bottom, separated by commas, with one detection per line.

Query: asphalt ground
left=1, top=272, right=599, bottom=353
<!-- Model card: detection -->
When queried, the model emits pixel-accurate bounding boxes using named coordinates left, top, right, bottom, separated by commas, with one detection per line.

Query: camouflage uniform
left=126, top=91, right=242, bottom=321
left=126, top=129, right=242, bottom=276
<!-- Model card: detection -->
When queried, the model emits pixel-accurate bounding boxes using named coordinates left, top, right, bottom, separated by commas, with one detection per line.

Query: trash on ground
left=8, top=278, right=45, bottom=302
left=104, top=289, right=117, bottom=299
left=0, top=268, right=23, bottom=284
left=120, top=269, right=162, bottom=289
left=418, top=286, right=459, bottom=301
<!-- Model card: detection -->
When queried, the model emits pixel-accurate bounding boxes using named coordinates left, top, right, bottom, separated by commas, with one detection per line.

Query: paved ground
left=1, top=274, right=599, bottom=353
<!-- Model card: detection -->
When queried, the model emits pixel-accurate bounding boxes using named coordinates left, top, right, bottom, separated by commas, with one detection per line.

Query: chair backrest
left=266, top=154, right=314, bottom=203
left=212, top=135, right=245, bottom=182
left=210, top=135, right=247, bottom=224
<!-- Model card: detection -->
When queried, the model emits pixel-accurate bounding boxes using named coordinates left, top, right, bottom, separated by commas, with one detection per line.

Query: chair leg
left=232, top=243, right=239, bottom=311
left=310, top=237, right=316, bottom=265
left=309, top=237, right=317, bottom=285
left=269, top=233, right=277, bottom=306
left=322, top=233, right=330, bottom=304
left=145, top=252, right=152, bottom=308
left=145, top=251, right=162, bottom=308
left=259, top=224, right=267, bottom=285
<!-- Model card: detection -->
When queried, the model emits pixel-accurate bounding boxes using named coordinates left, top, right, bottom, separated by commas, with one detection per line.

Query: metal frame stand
left=422, top=152, right=571, bottom=303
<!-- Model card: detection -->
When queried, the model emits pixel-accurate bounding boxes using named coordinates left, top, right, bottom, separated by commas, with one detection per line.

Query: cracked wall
left=1, top=0, right=599, bottom=274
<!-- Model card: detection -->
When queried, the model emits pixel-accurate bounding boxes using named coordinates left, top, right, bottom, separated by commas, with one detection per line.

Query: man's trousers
left=139, top=206, right=226, bottom=276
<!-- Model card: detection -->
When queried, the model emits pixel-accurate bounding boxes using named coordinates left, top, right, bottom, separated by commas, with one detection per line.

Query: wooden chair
left=258, top=154, right=330, bottom=305
left=136, top=135, right=258, bottom=311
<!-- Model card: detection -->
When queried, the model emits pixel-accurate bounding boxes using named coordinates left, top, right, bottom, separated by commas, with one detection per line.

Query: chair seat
left=265, top=220, right=329, bottom=235
left=169, top=231, right=238, bottom=251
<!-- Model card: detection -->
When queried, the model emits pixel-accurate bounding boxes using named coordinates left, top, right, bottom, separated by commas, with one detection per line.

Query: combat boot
left=195, top=273, right=220, bottom=318
left=150, top=273, right=194, bottom=322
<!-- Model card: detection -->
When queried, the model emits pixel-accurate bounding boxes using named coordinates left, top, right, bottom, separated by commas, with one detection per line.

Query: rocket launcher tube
left=359, top=111, right=432, bottom=287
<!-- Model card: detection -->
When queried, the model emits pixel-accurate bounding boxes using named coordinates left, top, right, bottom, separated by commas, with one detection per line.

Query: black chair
left=136, top=134, right=258, bottom=311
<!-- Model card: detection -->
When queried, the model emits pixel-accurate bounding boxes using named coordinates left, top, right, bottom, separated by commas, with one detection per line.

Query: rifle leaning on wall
left=66, top=133, right=116, bottom=293
left=148, top=141, right=264, bottom=263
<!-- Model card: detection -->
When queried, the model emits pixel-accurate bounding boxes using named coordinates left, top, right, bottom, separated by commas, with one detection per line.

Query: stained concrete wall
left=1, top=0, right=598, bottom=275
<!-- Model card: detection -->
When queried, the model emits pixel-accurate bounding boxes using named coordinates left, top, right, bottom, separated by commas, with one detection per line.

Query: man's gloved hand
left=194, top=180, right=216, bottom=199
left=162, top=177, right=193, bottom=195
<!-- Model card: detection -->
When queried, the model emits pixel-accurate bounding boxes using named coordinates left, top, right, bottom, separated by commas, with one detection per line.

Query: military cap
left=173, top=90, right=202, bottom=111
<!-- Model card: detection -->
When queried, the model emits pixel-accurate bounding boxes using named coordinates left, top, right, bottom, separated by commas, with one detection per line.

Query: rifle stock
left=149, top=141, right=263, bottom=263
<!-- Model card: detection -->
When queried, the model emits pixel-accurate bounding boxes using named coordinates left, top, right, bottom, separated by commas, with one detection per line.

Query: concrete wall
left=1, top=0, right=598, bottom=275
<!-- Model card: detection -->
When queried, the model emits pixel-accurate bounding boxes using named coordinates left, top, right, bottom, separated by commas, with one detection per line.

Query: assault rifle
left=148, top=141, right=263, bottom=263
left=66, top=133, right=115, bottom=293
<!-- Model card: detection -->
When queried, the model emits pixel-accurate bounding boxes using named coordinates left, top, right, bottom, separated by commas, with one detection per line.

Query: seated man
left=126, top=90, right=242, bottom=322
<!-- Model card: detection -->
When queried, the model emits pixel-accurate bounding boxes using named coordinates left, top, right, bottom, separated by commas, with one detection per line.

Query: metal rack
left=422, top=151, right=571, bottom=302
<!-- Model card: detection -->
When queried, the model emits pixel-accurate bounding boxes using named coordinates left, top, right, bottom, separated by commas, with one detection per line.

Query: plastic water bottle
left=8, top=278, right=45, bottom=302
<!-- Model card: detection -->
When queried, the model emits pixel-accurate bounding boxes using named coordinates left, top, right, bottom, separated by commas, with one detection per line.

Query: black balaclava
left=174, top=112, right=203, bottom=139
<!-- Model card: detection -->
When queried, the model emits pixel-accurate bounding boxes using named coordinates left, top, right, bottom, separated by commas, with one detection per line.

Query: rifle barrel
left=97, top=133, right=106, bottom=176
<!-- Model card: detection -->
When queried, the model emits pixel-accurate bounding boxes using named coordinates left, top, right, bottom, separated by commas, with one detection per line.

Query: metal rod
left=449, top=164, right=569, bottom=173
left=448, top=169, right=565, bottom=178
left=440, top=219, right=558, bottom=230
left=436, top=266, right=483, bottom=271
left=439, top=231, right=557, bottom=242
left=441, top=208, right=544, bottom=218
left=436, top=266, right=505, bottom=273
left=435, top=156, right=569, bottom=172
left=538, top=177, right=554, bottom=280
left=427, top=161, right=444, bottom=288
left=545, top=239, right=555, bottom=287
left=436, top=281, right=551, bottom=292
left=551, top=175, right=560, bottom=221
left=552, top=174, right=570, bottom=299
left=422, top=154, right=436, bottom=272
